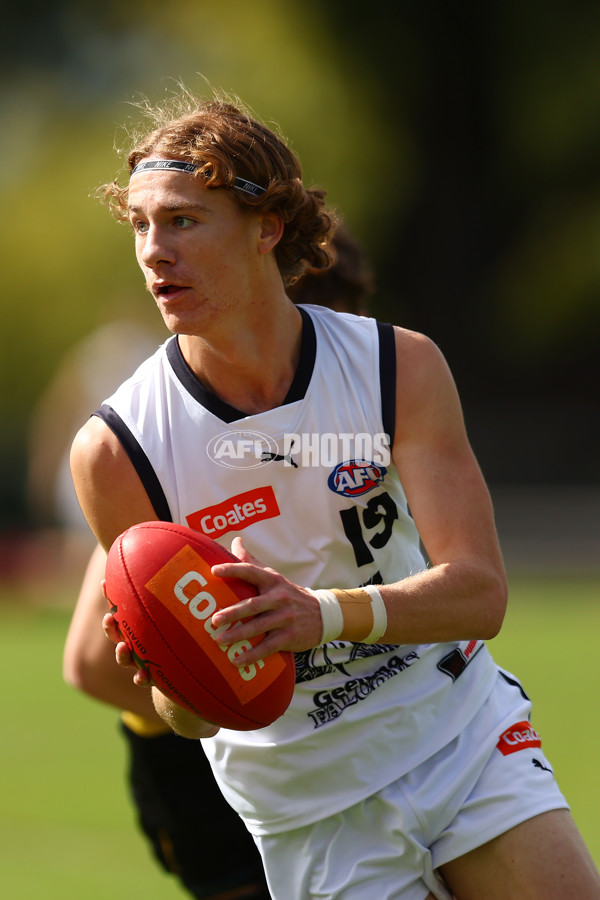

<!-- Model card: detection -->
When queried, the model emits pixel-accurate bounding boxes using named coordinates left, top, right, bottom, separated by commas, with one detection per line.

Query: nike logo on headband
left=130, top=159, right=266, bottom=196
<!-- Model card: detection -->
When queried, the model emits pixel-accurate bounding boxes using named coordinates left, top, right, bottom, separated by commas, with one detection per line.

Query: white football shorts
left=256, top=669, right=569, bottom=900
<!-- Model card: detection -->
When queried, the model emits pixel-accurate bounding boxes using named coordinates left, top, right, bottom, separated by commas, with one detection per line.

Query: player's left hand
left=210, top=537, right=322, bottom=665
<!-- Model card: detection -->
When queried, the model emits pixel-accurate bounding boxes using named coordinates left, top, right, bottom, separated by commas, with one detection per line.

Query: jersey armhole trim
left=94, top=404, right=173, bottom=523
left=377, top=321, right=396, bottom=446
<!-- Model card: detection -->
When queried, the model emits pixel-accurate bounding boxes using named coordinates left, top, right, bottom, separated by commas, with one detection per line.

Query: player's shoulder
left=391, top=326, right=450, bottom=373
left=390, top=326, right=459, bottom=423
left=69, top=339, right=169, bottom=485
left=299, top=303, right=373, bottom=327
left=300, top=304, right=381, bottom=354
left=70, top=414, right=158, bottom=548
left=70, top=414, right=129, bottom=482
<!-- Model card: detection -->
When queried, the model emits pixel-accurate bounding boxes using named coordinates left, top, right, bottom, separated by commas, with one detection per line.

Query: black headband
left=130, top=159, right=266, bottom=196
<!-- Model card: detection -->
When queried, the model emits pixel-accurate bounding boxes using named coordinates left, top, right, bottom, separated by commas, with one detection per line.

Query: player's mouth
left=152, top=281, right=190, bottom=300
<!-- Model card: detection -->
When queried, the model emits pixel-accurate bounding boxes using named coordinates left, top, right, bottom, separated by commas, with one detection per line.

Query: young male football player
left=71, top=89, right=600, bottom=900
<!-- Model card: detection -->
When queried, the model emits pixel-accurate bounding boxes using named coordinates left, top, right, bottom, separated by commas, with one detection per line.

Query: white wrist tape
left=310, top=584, right=387, bottom=644
left=312, top=589, right=344, bottom=643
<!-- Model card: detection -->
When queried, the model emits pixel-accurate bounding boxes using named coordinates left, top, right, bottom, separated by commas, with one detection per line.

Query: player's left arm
left=380, top=326, right=508, bottom=642
left=212, top=326, right=507, bottom=662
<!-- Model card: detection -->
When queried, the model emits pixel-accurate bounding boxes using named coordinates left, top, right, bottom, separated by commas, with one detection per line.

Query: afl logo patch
left=327, top=459, right=387, bottom=497
left=206, top=430, right=279, bottom=469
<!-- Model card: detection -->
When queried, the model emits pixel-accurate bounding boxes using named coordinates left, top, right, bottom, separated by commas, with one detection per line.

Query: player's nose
left=139, top=226, right=176, bottom=268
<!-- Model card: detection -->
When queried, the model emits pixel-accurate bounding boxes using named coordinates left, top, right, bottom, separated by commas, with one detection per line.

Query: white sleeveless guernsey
left=99, top=305, right=499, bottom=835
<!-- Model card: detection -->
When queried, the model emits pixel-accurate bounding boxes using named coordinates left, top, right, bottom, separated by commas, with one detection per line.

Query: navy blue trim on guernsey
left=499, top=669, right=531, bottom=702
left=377, top=321, right=396, bottom=446
left=93, top=312, right=392, bottom=522
left=165, top=306, right=317, bottom=424
left=94, top=404, right=173, bottom=522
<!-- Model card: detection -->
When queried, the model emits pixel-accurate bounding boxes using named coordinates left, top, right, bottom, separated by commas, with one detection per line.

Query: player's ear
left=257, top=212, right=284, bottom=255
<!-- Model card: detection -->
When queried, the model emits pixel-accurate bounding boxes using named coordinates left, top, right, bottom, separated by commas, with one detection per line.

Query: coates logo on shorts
left=327, top=459, right=387, bottom=497
left=496, top=721, right=542, bottom=756
left=206, top=431, right=284, bottom=469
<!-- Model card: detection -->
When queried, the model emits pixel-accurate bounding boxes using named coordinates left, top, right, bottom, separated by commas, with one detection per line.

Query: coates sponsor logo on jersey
left=206, top=430, right=281, bottom=469
left=186, top=486, right=280, bottom=538
left=327, top=460, right=387, bottom=497
left=496, top=721, right=542, bottom=756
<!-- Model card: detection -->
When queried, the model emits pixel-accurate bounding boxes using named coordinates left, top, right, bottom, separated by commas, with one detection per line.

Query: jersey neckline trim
left=165, top=306, right=316, bottom=423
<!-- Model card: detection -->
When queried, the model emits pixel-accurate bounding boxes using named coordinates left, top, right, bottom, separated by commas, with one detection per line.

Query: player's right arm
left=70, top=415, right=158, bottom=552
left=70, top=416, right=219, bottom=739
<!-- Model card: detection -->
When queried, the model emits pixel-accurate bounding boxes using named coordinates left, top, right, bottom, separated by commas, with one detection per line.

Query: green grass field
left=0, top=572, right=598, bottom=897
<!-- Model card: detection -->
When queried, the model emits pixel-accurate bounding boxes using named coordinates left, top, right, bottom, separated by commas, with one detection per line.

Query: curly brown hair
left=101, top=89, right=337, bottom=285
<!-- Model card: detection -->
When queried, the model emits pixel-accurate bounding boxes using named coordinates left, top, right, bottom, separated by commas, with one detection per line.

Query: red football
left=104, top=521, right=296, bottom=730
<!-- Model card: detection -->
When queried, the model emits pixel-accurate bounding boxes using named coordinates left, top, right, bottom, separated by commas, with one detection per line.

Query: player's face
left=127, top=168, right=264, bottom=336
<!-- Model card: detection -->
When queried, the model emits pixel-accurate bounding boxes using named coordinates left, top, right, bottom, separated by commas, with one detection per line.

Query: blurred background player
left=27, top=224, right=374, bottom=900
left=286, top=221, right=374, bottom=314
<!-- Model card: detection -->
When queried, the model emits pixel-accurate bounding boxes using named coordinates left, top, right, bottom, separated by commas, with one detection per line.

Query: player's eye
left=174, top=216, right=194, bottom=228
left=131, top=219, right=149, bottom=235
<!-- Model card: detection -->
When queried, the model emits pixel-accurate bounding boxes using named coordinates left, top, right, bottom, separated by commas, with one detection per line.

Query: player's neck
left=178, top=299, right=303, bottom=415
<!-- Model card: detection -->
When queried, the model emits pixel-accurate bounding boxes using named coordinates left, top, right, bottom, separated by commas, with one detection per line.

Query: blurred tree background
left=1, top=0, right=599, bottom=534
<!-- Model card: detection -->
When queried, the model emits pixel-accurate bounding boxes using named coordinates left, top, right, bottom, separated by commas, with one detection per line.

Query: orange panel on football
left=145, top=544, right=286, bottom=704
